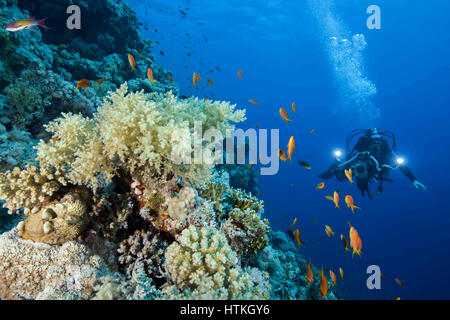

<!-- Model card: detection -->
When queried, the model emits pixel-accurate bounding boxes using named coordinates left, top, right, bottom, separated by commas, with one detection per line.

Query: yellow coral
left=35, top=83, right=246, bottom=189
left=0, top=165, right=68, bottom=214
left=162, top=226, right=270, bottom=300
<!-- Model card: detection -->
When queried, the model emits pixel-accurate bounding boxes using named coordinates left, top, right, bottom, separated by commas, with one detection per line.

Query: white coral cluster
left=0, top=165, right=68, bottom=214
left=167, top=187, right=196, bottom=221
left=162, top=225, right=270, bottom=300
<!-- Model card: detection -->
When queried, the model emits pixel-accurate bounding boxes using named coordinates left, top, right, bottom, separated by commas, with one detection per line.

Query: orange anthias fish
left=169, top=74, right=173, bottom=84
left=340, top=234, right=350, bottom=252
left=345, top=168, right=354, bottom=183
left=293, top=229, right=306, bottom=247
left=287, top=136, right=295, bottom=162
left=5, top=17, right=47, bottom=32
left=395, top=278, right=405, bottom=288
left=147, top=68, right=155, bottom=84
left=339, top=267, right=344, bottom=280
left=308, top=129, right=315, bottom=136
left=329, top=270, right=337, bottom=286
left=278, top=149, right=288, bottom=162
left=76, top=79, right=91, bottom=89
left=279, top=107, right=292, bottom=125
left=349, top=226, right=363, bottom=258
left=192, top=72, right=203, bottom=86
left=345, top=195, right=361, bottom=215
left=128, top=54, right=136, bottom=71
left=319, top=267, right=328, bottom=299
left=292, top=102, right=296, bottom=113
left=316, top=182, right=325, bottom=190
left=325, top=191, right=340, bottom=208
left=237, top=69, right=243, bottom=79
left=290, top=217, right=298, bottom=227
left=94, top=77, right=105, bottom=85
left=248, top=98, right=259, bottom=105
left=325, top=225, right=335, bottom=237
left=305, top=260, right=314, bottom=285
left=207, top=78, right=214, bottom=86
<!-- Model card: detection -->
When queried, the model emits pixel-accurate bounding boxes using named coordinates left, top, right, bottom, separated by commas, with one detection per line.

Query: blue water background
left=126, top=0, right=450, bottom=299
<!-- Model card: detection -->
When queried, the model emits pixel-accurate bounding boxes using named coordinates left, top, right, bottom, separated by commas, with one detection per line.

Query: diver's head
left=366, top=128, right=381, bottom=139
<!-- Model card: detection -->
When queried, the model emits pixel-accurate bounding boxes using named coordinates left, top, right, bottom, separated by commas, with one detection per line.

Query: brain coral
left=36, top=83, right=246, bottom=189
left=162, top=225, right=270, bottom=300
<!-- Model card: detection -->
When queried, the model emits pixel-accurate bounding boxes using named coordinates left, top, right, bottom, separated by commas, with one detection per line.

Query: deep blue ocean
left=128, top=0, right=449, bottom=299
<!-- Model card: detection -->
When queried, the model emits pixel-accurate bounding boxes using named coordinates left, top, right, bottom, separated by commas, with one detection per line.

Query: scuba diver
left=318, top=129, right=427, bottom=200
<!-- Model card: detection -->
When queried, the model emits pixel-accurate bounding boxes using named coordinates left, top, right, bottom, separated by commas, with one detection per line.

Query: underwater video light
left=334, top=149, right=343, bottom=158
left=396, top=157, right=405, bottom=165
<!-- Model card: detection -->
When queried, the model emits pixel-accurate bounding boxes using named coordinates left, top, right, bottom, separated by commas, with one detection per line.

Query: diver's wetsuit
left=319, top=134, right=416, bottom=199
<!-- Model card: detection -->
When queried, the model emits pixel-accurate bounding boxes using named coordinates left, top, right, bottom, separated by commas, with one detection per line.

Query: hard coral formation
left=0, top=165, right=68, bottom=214
left=162, top=226, right=270, bottom=300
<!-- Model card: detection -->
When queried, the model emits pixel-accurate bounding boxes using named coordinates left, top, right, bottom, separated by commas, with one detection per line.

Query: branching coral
left=162, top=225, right=270, bottom=300
left=35, top=83, right=246, bottom=190
left=0, top=165, right=68, bottom=214
left=117, top=228, right=169, bottom=281
left=198, top=181, right=227, bottom=215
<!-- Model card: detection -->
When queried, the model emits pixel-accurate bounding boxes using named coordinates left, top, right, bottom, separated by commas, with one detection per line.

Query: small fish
left=345, top=195, right=361, bottom=214
left=394, top=278, right=405, bottom=288
left=298, top=161, right=312, bottom=170
left=319, top=267, right=328, bottom=299
left=308, top=129, right=315, bottom=136
left=169, top=74, right=173, bottom=84
left=281, top=215, right=290, bottom=219
left=147, top=68, right=155, bottom=84
left=128, top=54, right=136, bottom=71
left=340, top=234, right=350, bottom=252
left=325, top=191, right=340, bottom=208
left=248, top=98, right=259, bottom=105
left=76, top=79, right=91, bottom=89
left=349, top=226, right=363, bottom=258
left=278, top=149, right=288, bottom=162
left=290, top=217, right=298, bottom=227
left=5, top=17, right=47, bottom=32
left=329, top=270, right=337, bottom=286
left=381, top=273, right=387, bottom=280
left=305, top=260, right=314, bottom=285
left=292, top=102, right=296, bottom=113
left=316, top=182, right=325, bottom=190
left=339, top=267, right=344, bottom=280
left=207, top=78, right=214, bottom=86
left=255, top=123, right=261, bottom=128
left=345, top=168, right=354, bottom=183
left=192, top=72, right=201, bottom=86
left=311, top=219, right=318, bottom=224
left=94, top=77, right=105, bottom=85
left=325, top=225, right=335, bottom=237
left=293, top=229, right=306, bottom=247
left=237, top=69, right=243, bottom=79
left=50, top=137, right=59, bottom=142
left=287, top=136, right=295, bottom=162
left=279, top=107, right=292, bottom=124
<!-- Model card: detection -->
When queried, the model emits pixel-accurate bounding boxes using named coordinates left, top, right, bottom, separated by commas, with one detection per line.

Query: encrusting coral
left=161, top=225, right=270, bottom=300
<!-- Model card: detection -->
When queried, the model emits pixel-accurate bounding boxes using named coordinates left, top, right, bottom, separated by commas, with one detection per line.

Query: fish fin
left=36, top=18, right=49, bottom=29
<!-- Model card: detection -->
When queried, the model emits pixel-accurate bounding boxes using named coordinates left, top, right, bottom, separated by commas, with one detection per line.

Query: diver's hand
left=413, top=180, right=427, bottom=191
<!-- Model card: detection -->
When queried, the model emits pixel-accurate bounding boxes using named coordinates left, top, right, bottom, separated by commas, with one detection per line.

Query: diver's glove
left=413, top=180, right=427, bottom=191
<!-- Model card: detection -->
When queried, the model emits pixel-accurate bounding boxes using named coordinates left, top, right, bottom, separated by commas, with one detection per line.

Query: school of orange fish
left=74, top=53, right=405, bottom=299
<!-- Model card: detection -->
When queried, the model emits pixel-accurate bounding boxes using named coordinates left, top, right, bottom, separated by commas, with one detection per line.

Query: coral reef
left=161, top=226, right=270, bottom=300
left=35, top=84, right=245, bottom=189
